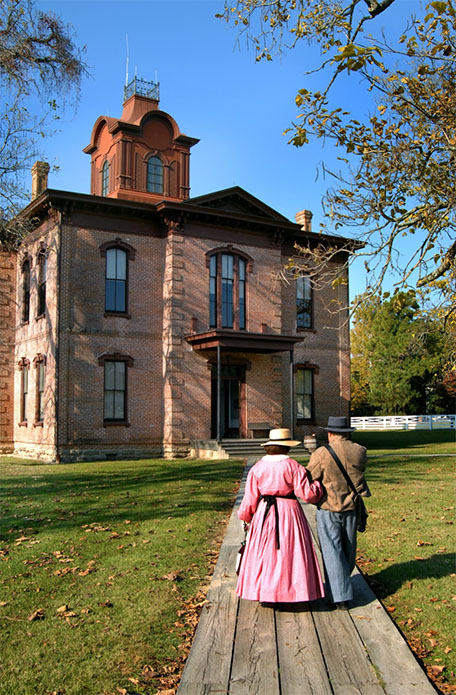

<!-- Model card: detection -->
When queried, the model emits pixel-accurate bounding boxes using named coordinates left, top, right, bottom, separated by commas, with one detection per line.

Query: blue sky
left=33, top=0, right=417, bottom=301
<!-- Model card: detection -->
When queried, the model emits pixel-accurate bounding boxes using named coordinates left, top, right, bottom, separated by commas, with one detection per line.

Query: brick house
left=0, top=79, right=355, bottom=462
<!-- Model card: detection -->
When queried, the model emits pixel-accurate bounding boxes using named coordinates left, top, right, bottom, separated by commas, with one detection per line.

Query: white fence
left=350, top=414, right=456, bottom=431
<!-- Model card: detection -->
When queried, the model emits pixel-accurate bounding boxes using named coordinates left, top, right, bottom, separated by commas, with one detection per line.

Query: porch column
left=289, top=349, right=295, bottom=439
left=217, top=345, right=221, bottom=442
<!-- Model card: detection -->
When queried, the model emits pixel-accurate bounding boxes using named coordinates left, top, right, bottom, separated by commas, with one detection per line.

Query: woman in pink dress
left=236, top=428, right=324, bottom=605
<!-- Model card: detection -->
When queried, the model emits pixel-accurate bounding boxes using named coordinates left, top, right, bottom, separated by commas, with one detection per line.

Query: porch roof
left=184, top=329, right=304, bottom=353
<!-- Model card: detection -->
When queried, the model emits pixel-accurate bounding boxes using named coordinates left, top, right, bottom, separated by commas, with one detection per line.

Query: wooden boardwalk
left=177, top=461, right=437, bottom=695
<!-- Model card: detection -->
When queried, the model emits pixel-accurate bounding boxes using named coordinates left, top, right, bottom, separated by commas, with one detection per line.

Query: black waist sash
left=259, top=493, right=297, bottom=549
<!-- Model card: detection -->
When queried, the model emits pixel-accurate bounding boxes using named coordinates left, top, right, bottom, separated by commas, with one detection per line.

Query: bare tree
left=0, top=0, right=87, bottom=249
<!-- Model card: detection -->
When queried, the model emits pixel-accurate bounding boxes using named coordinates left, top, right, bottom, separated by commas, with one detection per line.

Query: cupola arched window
left=101, top=160, right=109, bottom=196
left=147, top=156, right=163, bottom=194
left=207, top=248, right=252, bottom=330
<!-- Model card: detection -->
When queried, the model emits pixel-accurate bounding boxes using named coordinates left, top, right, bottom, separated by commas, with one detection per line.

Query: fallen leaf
left=386, top=605, right=396, bottom=613
left=430, top=665, right=445, bottom=674
left=414, top=556, right=426, bottom=561
left=444, top=646, right=452, bottom=654
left=28, top=608, right=45, bottom=621
left=56, top=605, right=69, bottom=613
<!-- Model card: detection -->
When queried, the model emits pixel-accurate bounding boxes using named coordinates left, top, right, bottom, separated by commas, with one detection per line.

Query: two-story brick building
left=0, top=79, right=355, bottom=462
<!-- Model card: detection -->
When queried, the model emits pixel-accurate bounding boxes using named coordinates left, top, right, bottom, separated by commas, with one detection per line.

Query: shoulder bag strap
left=324, top=444, right=360, bottom=498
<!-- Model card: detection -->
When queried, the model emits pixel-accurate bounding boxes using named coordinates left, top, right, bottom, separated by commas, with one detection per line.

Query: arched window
left=207, top=249, right=251, bottom=330
left=37, top=248, right=47, bottom=317
left=147, top=156, right=163, bottom=194
left=21, top=258, right=31, bottom=323
left=100, top=239, right=136, bottom=316
left=105, top=248, right=127, bottom=313
left=296, top=274, right=312, bottom=329
left=101, top=160, right=109, bottom=196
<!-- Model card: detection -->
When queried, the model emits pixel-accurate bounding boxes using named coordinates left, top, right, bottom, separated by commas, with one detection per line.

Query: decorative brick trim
left=99, top=238, right=136, bottom=260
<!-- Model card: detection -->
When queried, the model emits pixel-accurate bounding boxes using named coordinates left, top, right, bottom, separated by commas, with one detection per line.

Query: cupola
left=83, top=78, right=199, bottom=203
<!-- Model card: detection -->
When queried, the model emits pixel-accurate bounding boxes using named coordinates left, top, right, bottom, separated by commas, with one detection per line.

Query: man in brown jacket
left=306, top=416, right=370, bottom=609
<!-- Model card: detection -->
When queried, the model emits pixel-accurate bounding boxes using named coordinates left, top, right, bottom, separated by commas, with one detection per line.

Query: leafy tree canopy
left=350, top=290, right=454, bottom=415
left=219, top=0, right=456, bottom=311
left=0, top=0, right=87, bottom=250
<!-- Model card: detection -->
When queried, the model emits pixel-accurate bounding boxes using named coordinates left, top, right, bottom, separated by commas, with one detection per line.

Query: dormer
left=83, top=78, right=199, bottom=204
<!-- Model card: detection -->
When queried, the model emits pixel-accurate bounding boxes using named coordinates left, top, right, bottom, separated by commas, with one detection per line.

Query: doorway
left=211, top=364, right=245, bottom=438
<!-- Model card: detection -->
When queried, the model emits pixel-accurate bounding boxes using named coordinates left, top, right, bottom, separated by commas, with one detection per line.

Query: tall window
left=18, top=358, right=29, bottom=425
left=34, top=354, right=46, bottom=424
left=297, top=275, right=312, bottom=329
left=101, top=161, right=109, bottom=196
left=21, top=258, right=31, bottom=323
left=37, top=249, right=47, bottom=317
left=105, top=248, right=127, bottom=313
left=104, top=361, right=126, bottom=421
left=100, top=240, right=136, bottom=316
left=296, top=368, right=313, bottom=420
left=208, top=250, right=249, bottom=330
left=98, top=354, right=134, bottom=424
left=147, top=156, right=163, bottom=194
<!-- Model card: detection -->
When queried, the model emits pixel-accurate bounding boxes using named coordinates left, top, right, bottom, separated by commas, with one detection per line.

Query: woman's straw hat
left=261, top=428, right=301, bottom=447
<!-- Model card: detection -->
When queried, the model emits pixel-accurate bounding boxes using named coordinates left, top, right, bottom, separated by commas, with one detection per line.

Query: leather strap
left=324, top=444, right=360, bottom=499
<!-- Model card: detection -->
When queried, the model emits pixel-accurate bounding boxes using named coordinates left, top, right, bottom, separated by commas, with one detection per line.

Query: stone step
left=220, top=438, right=311, bottom=459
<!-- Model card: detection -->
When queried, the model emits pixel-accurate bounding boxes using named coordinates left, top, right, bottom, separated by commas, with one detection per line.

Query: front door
left=211, top=365, right=244, bottom=438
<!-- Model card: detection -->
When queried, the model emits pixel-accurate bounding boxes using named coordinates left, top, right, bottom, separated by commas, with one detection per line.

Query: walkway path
left=177, top=460, right=437, bottom=695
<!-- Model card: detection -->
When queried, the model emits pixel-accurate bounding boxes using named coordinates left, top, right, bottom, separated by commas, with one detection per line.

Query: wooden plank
left=276, top=605, right=333, bottom=695
left=302, top=501, right=435, bottom=693
left=177, top=465, right=249, bottom=695
left=349, top=572, right=437, bottom=695
left=312, top=599, right=385, bottom=695
left=229, top=600, right=280, bottom=695
left=176, top=543, right=239, bottom=694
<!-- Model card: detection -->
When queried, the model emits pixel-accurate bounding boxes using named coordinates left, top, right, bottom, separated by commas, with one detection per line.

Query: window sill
left=33, top=421, right=44, bottom=428
left=296, top=327, right=316, bottom=333
left=35, top=313, right=45, bottom=321
left=104, top=312, right=131, bottom=319
left=21, top=320, right=30, bottom=327
left=18, top=421, right=28, bottom=427
left=297, top=419, right=316, bottom=425
left=103, top=421, right=130, bottom=427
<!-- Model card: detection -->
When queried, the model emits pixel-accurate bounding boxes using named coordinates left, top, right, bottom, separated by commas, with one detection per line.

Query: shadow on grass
left=0, top=459, right=245, bottom=539
left=353, top=429, right=455, bottom=451
left=363, top=553, right=456, bottom=598
left=362, top=455, right=454, bottom=485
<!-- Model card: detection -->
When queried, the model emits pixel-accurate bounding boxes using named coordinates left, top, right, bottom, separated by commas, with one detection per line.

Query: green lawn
left=1, top=431, right=454, bottom=694
left=352, top=430, right=456, bottom=694
left=0, top=457, right=244, bottom=695
left=353, top=428, right=455, bottom=455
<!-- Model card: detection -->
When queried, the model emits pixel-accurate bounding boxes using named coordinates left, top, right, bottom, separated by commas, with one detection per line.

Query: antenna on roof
left=125, top=34, right=129, bottom=86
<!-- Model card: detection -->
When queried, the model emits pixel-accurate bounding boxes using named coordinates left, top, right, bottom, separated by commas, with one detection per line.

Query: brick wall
left=0, top=250, right=17, bottom=452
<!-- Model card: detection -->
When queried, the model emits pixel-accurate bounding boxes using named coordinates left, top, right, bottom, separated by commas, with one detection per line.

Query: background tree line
left=350, top=289, right=455, bottom=415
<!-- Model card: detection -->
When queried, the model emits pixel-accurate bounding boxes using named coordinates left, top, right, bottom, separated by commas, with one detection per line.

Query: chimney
left=31, top=161, right=50, bottom=200
left=295, top=209, right=313, bottom=232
